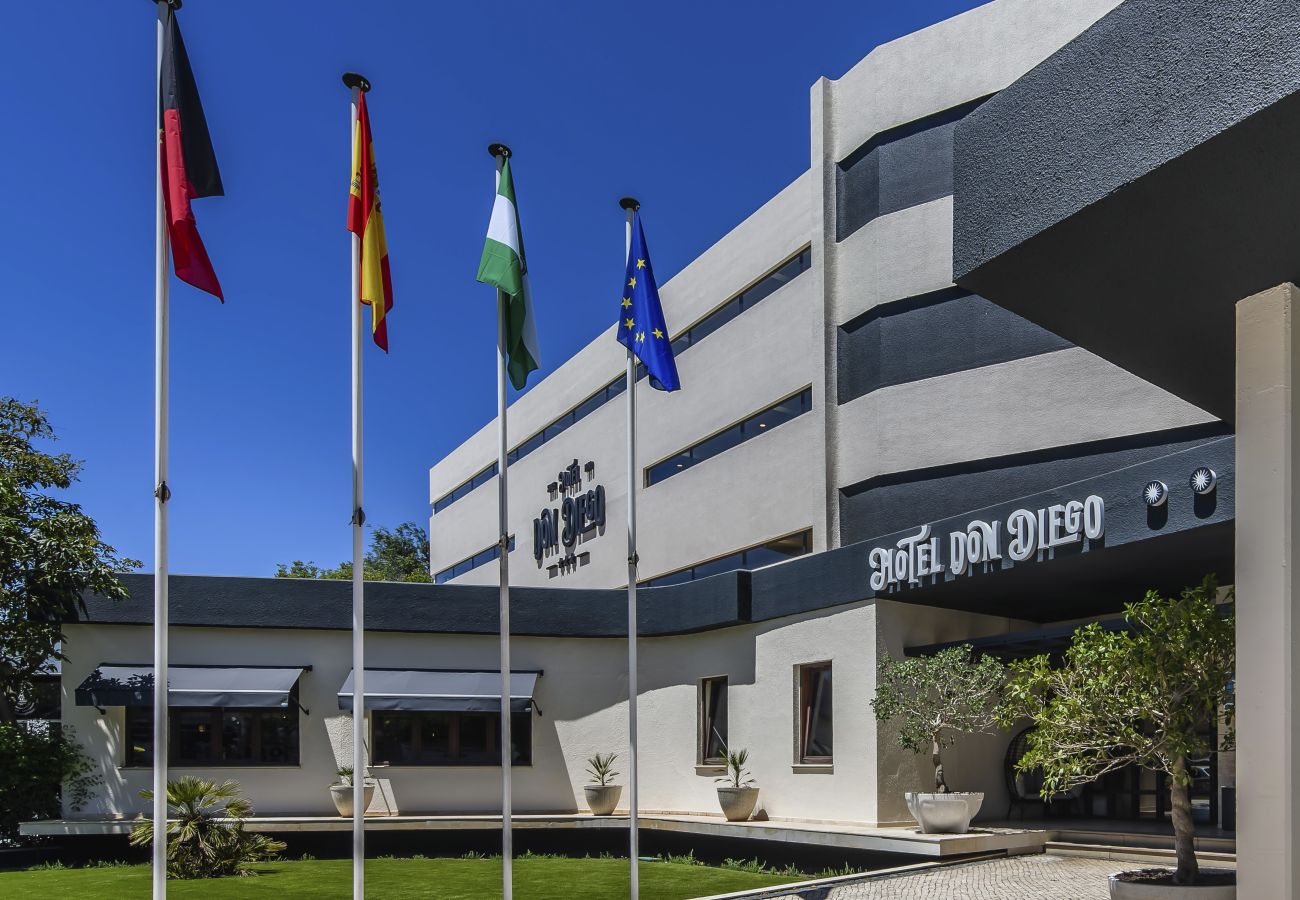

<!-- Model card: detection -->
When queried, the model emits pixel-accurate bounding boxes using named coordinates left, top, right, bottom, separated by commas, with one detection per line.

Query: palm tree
left=130, top=776, right=285, bottom=878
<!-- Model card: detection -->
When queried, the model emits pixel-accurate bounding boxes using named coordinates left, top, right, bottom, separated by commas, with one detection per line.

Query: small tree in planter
left=872, top=646, right=1005, bottom=833
left=1000, top=576, right=1234, bottom=891
left=584, top=753, right=621, bottom=816
left=714, top=748, right=758, bottom=822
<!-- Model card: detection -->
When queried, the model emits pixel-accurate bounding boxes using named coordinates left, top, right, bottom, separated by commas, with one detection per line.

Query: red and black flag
left=159, top=2, right=223, bottom=301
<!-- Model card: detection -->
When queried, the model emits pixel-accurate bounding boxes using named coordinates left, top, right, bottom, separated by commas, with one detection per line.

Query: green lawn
left=0, top=856, right=800, bottom=899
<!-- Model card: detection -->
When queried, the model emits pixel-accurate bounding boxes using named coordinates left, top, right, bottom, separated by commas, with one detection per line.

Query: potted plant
left=329, top=766, right=375, bottom=818
left=714, top=748, right=758, bottom=822
left=1001, top=576, right=1236, bottom=898
left=583, top=753, right=622, bottom=816
left=872, top=645, right=1005, bottom=834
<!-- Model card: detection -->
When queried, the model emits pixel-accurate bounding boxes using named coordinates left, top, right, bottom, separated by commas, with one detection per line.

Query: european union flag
left=616, top=212, right=680, bottom=392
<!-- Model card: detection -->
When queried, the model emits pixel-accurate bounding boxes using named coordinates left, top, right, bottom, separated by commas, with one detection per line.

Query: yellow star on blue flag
left=616, top=212, right=680, bottom=391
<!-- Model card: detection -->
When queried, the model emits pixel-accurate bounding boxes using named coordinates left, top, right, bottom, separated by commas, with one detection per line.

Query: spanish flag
left=347, top=91, right=393, bottom=352
left=159, top=2, right=223, bottom=301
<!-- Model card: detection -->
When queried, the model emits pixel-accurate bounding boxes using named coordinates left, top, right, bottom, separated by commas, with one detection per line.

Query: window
left=699, top=677, right=728, bottom=765
left=434, top=536, right=515, bottom=584
left=642, top=530, right=812, bottom=587
left=645, top=388, right=814, bottom=487
left=125, top=701, right=301, bottom=767
left=371, top=711, right=531, bottom=766
left=431, top=248, right=813, bottom=515
left=798, top=663, right=833, bottom=764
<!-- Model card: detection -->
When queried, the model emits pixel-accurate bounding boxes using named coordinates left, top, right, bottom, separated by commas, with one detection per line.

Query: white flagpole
left=619, top=195, right=641, bottom=900
left=152, top=5, right=171, bottom=898
left=490, top=143, right=514, bottom=900
left=343, top=71, right=370, bottom=900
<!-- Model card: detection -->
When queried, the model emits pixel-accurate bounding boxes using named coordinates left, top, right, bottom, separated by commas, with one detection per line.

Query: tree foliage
left=275, top=521, right=432, bottom=583
left=0, top=398, right=136, bottom=724
left=999, top=576, right=1234, bottom=885
left=871, top=645, right=1005, bottom=792
left=0, top=724, right=99, bottom=843
left=130, top=777, right=286, bottom=878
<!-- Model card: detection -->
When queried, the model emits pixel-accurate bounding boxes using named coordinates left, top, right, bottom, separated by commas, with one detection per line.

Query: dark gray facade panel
left=953, top=0, right=1300, bottom=282
left=839, top=426, right=1231, bottom=546
left=837, top=98, right=984, bottom=242
left=836, top=288, right=1072, bottom=404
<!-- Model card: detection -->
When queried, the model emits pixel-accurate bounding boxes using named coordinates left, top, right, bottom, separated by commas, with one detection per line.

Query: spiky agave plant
left=130, top=776, right=285, bottom=878
left=716, top=748, right=755, bottom=789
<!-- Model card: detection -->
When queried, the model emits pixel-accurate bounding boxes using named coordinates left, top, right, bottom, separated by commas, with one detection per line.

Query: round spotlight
left=1189, top=467, right=1217, bottom=495
left=1143, top=480, right=1168, bottom=508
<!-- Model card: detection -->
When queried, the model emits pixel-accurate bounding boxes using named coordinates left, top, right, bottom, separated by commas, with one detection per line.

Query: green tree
left=871, top=646, right=1005, bottom=793
left=0, top=724, right=99, bottom=842
left=1000, top=576, right=1235, bottom=886
left=275, top=521, right=432, bottom=583
left=0, top=398, right=137, bottom=724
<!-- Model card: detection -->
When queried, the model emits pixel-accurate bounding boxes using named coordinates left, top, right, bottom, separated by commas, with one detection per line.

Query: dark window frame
left=371, top=710, right=532, bottom=767
left=798, top=662, right=833, bottom=765
left=125, top=691, right=301, bottom=768
left=699, top=676, right=729, bottom=766
left=434, top=536, right=515, bottom=584
left=642, top=529, right=812, bottom=587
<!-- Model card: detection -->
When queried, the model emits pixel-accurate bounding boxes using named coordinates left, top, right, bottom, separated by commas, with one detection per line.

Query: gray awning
left=75, top=664, right=306, bottom=708
left=337, top=669, right=540, bottom=713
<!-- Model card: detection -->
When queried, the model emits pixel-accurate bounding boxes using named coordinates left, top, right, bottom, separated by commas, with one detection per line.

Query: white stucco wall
left=60, top=602, right=959, bottom=826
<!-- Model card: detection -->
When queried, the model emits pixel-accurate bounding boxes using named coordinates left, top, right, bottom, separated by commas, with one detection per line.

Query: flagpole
left=343, top=70, right=370, bottom=900
left=152, top=5, right=173, bottom=898
left=619, top=195, right=641, bottom=900
left=489, top=142, right=515, bottom=900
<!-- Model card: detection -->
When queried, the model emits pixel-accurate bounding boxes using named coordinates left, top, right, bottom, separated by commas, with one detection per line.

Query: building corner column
left=1235, top=282, right=1300, bottom=899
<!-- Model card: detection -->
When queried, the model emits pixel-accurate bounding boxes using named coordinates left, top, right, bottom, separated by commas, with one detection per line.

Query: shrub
left=0, top=723, right=99, bottom=843
left=584, top=753, right=619, bottom=787
left=129, top=777, right=285, bottom=878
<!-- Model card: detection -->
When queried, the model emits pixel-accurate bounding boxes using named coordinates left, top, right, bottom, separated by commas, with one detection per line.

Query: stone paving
left=768, top=854, right=1123, bottom=899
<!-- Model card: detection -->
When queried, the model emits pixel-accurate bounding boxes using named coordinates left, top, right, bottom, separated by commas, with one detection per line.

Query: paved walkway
left=768, top=854, right=1123, bottom=899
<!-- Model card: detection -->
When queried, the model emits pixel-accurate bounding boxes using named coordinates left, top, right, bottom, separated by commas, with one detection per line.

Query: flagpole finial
left=488, top=143, right=512, bottom=159
left=619, top=197, right=641, bottom=212
left=342, top=72, right=371, bottom=93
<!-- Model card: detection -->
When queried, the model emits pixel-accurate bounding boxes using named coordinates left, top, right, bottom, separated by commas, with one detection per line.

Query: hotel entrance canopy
left=952, top=0, right=1300, bottom=422
left=74, top=664, right=306, bottom=708
left=337, top=669, right=540, bottom=713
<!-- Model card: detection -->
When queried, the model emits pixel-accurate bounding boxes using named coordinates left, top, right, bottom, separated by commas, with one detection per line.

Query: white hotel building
left=49, top=0, right=1252, bottom=851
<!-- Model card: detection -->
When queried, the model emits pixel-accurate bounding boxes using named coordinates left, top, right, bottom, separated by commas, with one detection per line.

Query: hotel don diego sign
left=869, top=495, right=1105, bottom=591
left=533, top=459, right=606, bottom=577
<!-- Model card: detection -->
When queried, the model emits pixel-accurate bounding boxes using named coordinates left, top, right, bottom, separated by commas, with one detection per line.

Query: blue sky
left=2, top=0, right=982, bottom=576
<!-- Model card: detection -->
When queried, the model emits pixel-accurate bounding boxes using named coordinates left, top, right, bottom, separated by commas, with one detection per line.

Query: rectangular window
left=371, top=711, right=532, bottom=766
left=699, top=677, right=728, bottom=765
left=434, top=536, right=515, bottom=584
left=798, top=663, right=833, bottom=764
left=642, top=529, right=813, bottom=587
left=645, top=388, right=813, bottom=487
left=126, top=702, right=301, bottom=767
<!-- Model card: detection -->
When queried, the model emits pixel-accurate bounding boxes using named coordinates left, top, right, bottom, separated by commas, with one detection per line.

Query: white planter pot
left=716, top=786, right=759, bottom=822
left=1108, top=870, right=1236, bottom=900
left=584, top=784, right=622, bottom=816
left=904, top=791, right=983, bottom=834
left=330, top=783, right=375, bottom=817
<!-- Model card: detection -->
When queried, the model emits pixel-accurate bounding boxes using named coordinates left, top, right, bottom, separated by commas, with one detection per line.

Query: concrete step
left=1045, top=841, right=1236, bottom=868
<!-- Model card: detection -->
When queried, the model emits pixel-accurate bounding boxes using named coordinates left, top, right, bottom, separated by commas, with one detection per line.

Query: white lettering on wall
left=870, top=495, right=1105, bottom=591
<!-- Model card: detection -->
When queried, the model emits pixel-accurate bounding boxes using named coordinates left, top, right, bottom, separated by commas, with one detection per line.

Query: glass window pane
left=417, top=712, right=452, bottom=764
left=221, top=710, right=254, bottom=762
left=646, top=453, right=690, bottom=486
left=702, top=678, right=728, bottom=763
left=258, top=709, right=298, bottom=765
left=517, top=433, right=544, bottom=459
left=374, top=713, right=415, bottom=765
left=511, top=712, right=532, bottom=765
left=606, top=379, right=626, bottom=401
left=671, top=333, right=691, bottom=355
left=646, top=568, right=693, bottom=588
left=574, top=392, right=604, bottom=423
left=693, top=552, right=744, bottom=580
left=693, top=425, right=743, bottom=462
left=689, top=299, right=739, bottom=346
left=174, top=710, right=216, bottom=764
left=457, top=713, right=493, bottom=763
left=802, top=666, right=833, bottom=761
left=126, top=708, right=153, bottom=767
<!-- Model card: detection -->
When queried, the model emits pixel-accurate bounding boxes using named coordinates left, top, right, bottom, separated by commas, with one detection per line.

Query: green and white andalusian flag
left=477, top=157, right=540, bottom=390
